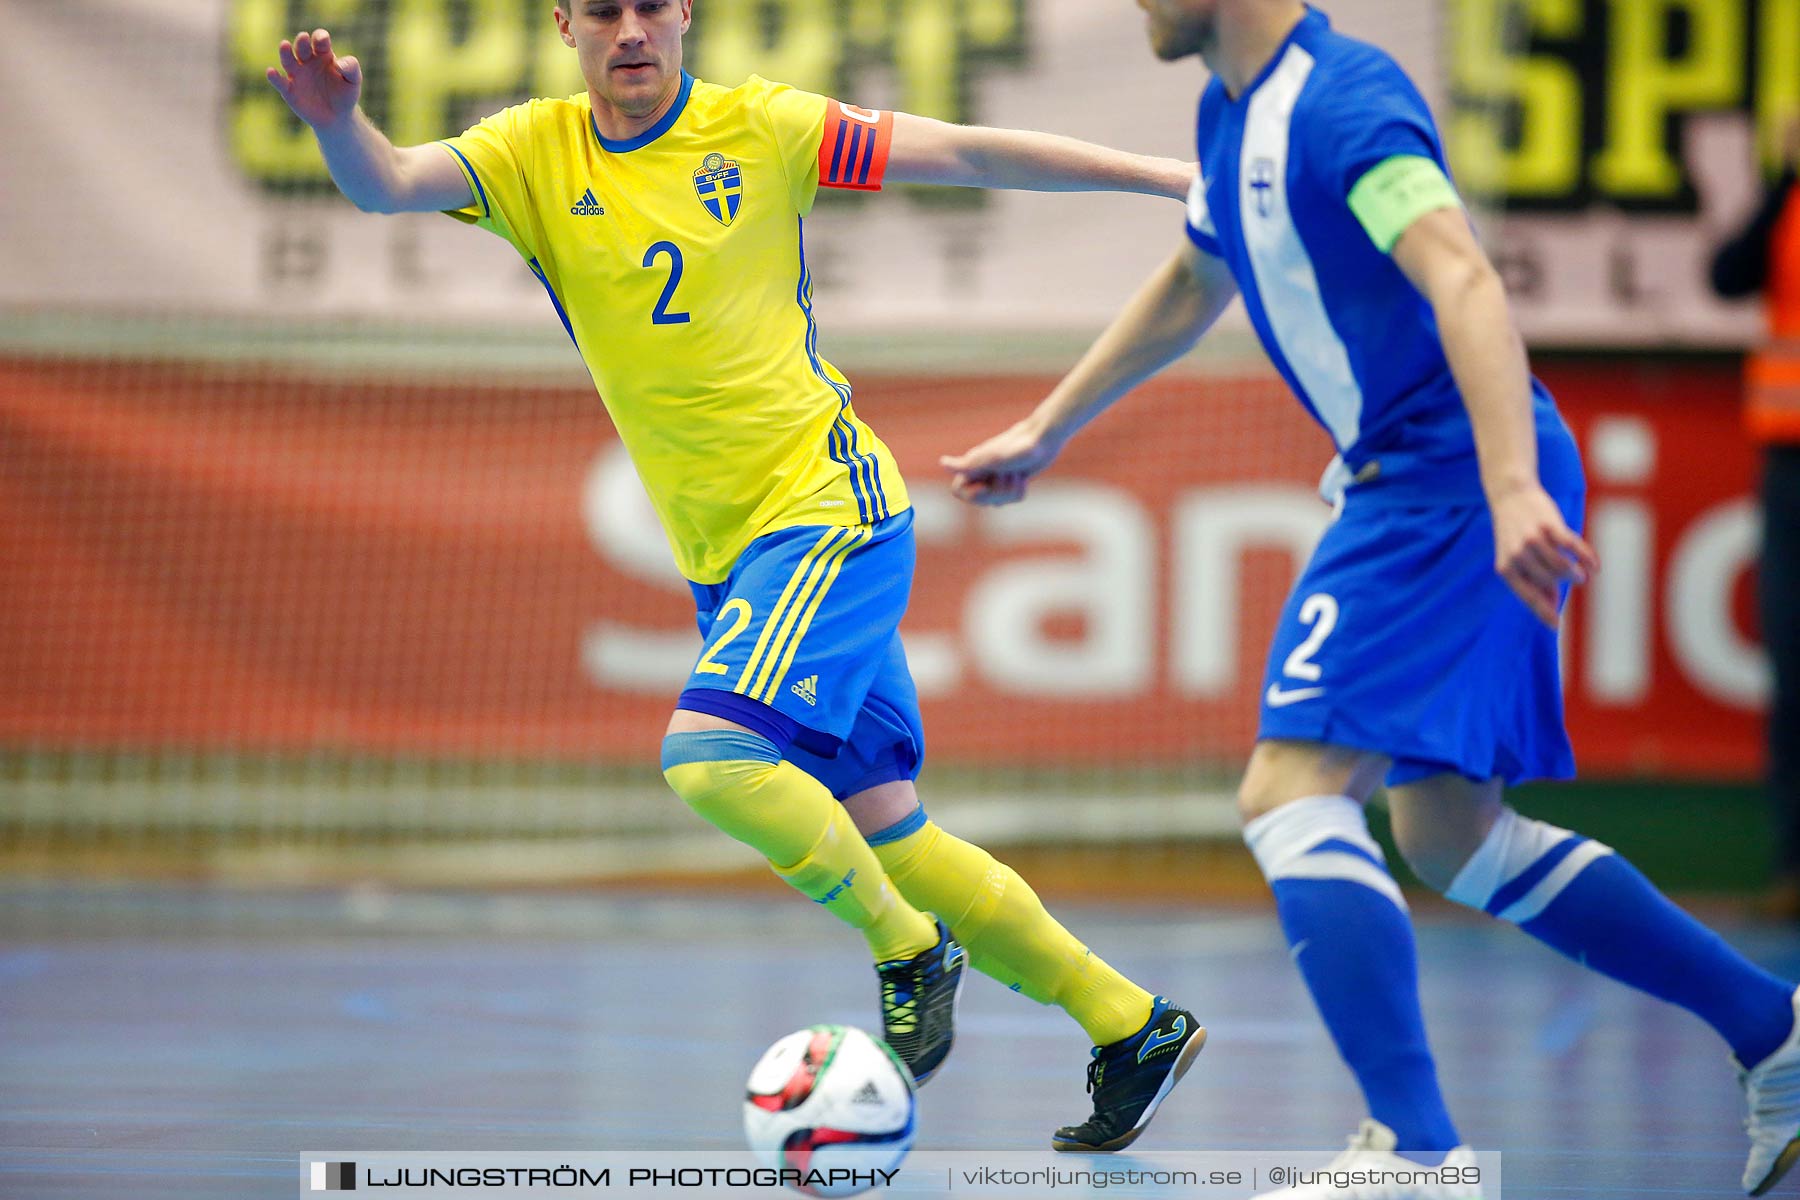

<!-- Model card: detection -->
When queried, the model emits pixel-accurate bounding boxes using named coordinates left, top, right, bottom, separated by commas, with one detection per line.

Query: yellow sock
left=769, top=803, right=938, bottom=963
left=662, top=731, right=936, bottom=963
left=873, top=818, right=1155, bottom=1046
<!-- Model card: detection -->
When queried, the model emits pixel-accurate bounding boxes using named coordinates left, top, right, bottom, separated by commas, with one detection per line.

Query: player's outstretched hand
left=940, top=421, right=1062, bottom=507
left=267, top=29, right=362, bottom=131
left=1491, top=482, right=1599, bottom=628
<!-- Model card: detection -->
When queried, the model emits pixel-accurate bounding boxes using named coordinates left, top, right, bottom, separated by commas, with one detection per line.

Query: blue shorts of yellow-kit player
left=676, top=509, right=926, bottom=800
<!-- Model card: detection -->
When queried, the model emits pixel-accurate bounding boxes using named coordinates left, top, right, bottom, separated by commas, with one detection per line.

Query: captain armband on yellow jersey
left=816, top=101, right=894, bottom=193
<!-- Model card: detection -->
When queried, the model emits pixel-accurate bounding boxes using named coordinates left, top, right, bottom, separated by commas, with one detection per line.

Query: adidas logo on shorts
left=791, top=676, right=819, bottom=706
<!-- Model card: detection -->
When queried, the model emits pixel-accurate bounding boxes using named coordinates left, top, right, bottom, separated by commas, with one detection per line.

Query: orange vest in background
left=1748, top=186, right=1800, bottom=444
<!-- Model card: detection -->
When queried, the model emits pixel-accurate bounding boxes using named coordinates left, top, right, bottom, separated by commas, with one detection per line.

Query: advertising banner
left=0, top=355, right=1766, bottom=777
left=1451, top=0, right=1786, bottom=347
left=6, top=0, right=1775, bottom=346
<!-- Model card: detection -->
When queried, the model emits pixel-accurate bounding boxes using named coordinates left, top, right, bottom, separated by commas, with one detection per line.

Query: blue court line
left=1535, top=991, right=1601, bottom=1056
left=338, top=989, right=400, bottom=1024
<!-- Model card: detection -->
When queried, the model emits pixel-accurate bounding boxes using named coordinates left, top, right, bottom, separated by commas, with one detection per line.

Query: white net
left=0, top=0, right=1447, bottom=880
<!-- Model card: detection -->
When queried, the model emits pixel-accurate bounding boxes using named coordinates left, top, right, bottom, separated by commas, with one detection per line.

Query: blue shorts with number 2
left=679, top=510, right=925, bottom=799
left=1258, top=484, right=1584, bottom=788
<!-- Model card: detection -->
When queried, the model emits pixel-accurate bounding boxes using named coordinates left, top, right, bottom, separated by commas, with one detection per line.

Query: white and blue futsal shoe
left=1741, top=989, right=1800, bottom=1195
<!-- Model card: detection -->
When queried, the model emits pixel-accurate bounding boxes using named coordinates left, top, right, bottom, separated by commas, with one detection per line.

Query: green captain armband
left=1347, top=155, right=1462, bottom=254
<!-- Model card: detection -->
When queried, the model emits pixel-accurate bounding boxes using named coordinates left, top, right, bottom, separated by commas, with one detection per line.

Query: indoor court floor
left=3, top=883, right=1795, bottom=1198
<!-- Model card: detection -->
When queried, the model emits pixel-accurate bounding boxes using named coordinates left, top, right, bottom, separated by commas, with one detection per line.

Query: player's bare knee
left=1236, top=772, right=1293, bottom=824
left=1386, top=777, right=1506, bottom=894
left=1236, top=740, right=1386, bottom=825
left=1389, top=829, right=1467, bottom=894
left=841, top=780, right=921, bottom=839
left=1385, top=808, right=1467, bottom=892
left=665, top=708, right=753, bottom=738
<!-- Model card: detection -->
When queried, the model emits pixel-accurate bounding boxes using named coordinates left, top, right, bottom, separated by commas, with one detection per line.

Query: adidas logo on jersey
left=851, top=1080, right=883, bottom=1106
left=791, top=676, right=819, bottom=706
left=569, top=188, right=606, bottom=216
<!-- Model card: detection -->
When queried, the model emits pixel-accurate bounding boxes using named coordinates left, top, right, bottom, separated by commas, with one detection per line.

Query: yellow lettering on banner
left=966, top=0, right=1020, bottom=49
left=534, top=15, right=587, bottom=100
left=1447, top=0, right=1584, bottom=200
left=892, top=0, right=1022, bottom=128
left=230, top=0, right=369, bottom=183
left=674, top=0, right=1020, bottom=208
left=688, top=0, right=1021, bottom=123
left=389, top=0, right=527, bottom=149
left=1759, top=0, right=1800, bottom=175
left=226, top=0, right=1025, bottom=191
left=229, top=0, right=289, bottom=91
left=698, top=0, right=836, bottom=90
left=895, top=0, right=1022, bottom=128
left=1593, top=0, right=1744, bottom=198
left=846, top=0, right=886, bottom=50
left=898, top=1, right=960, bottom=121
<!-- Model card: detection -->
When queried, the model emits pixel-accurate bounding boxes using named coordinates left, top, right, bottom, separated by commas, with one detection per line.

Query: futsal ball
left=743, top=1025, right=916, bottom=1197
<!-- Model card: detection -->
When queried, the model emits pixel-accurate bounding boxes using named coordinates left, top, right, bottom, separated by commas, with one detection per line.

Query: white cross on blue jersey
left=1185, top=7, right=1578, bottom=508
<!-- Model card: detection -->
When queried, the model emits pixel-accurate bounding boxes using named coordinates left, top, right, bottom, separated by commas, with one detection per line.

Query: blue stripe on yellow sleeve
left=842, top=418, right=883, bottom=521
left=834, top=418, right=872, bottom=524
left=527, top=258, right=576, bottom=345
left=793, top=216, right=884, bottom=521
left=439, top=142, right=490, bottom=220
left=867, top=444, right=889, bottom=518
left=835, top=422, right=873, bottom=524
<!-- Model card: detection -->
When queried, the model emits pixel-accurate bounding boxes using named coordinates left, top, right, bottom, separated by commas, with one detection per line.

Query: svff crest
left=694, top=152, right=743, bottom=226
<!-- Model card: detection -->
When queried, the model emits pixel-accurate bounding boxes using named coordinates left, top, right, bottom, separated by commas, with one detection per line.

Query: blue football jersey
left=1186, top=7, right=1580, bottom=506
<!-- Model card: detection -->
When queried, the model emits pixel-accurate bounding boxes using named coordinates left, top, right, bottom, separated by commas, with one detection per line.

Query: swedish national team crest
left=694, top=153, right=743, bottom=226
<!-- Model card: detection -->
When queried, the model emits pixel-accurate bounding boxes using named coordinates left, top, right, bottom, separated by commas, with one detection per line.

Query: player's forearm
left=313, top=110, right=414, bottom=213
left=1435, top=263, right=1540, bottom=501
left=1027, top=252, right=1221, bottom=445
left=887, top=114, right=1190, bottom=199
left=960, top=127, right=1187, bottom=197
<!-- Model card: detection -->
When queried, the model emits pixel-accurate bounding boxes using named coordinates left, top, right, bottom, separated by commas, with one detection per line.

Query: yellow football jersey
left=439, top=73, right=909, bottom=584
